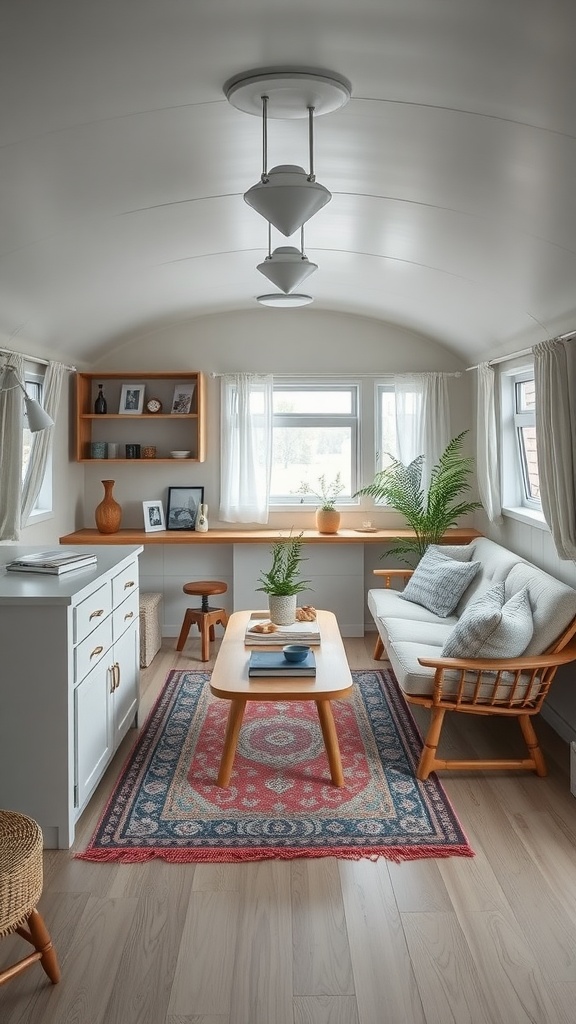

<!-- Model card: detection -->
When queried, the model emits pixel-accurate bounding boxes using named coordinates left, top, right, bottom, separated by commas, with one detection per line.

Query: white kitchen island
left=0, top=544, right=142, bottom=848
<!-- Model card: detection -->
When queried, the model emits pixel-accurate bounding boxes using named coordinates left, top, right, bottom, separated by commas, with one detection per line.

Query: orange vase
left=95, top=479, right=122, bottom=534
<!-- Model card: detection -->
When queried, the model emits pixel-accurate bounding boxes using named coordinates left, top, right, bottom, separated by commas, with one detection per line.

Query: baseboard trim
left=540, top=702, right=576, bottom=746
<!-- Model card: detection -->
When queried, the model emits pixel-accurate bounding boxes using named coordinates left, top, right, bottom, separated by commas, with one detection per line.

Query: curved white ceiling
left=1, top=0, right=576, bottom=364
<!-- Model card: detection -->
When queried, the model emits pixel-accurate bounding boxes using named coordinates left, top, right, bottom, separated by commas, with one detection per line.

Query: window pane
left=519, top=425, right=540, bottom=499
left=271, top=427, right=352, bottom=498
left=516, top=379, right=535, bottom=413
left=379, top=387, right=397, bottom=468
left=273, top=390, right=352, bottom=415
left=22, top=380, right=41, bottom=481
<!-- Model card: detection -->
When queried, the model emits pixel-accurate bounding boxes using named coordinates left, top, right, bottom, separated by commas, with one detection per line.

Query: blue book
left=248, top=650, right=316, bottom=676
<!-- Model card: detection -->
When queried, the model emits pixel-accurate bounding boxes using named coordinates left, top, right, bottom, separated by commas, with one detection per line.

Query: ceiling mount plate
left=224, top=67, right=351, bottom=118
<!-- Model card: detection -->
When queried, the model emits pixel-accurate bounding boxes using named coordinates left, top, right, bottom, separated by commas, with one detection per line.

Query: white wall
left=83, top=308, right=473, bottom=533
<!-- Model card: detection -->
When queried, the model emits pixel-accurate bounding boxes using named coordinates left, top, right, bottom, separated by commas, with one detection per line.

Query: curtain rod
left=0, top=345, right=76, bottom=372
left=209, top=371, right=462, bottom=378
left=465, top=330, right=576, bottom=372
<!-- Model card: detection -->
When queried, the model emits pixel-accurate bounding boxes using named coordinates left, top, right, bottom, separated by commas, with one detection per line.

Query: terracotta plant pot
left=95, top=479, right=122, bottom=534
left=315, top=508, right=341, bottom=534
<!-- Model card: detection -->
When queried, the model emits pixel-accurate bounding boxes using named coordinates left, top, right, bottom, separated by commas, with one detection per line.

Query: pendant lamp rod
left=261, top=95, right=269, bottom=182
left=268, top=221, right=272, bottom=259
left=307, top=106, right=315, bottom=181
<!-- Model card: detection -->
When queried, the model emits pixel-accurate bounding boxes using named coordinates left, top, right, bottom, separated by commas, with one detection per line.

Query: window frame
left=22, top=366, right=53, bottom=524
left=268, top=378, right=361, bottom=507
left=512, top=369, right=540, bottom=511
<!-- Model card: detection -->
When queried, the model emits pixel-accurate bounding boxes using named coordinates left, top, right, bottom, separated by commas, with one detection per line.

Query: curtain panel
left=21, top=361, right=66, bottom=526
left=219, top=374, right=273, bottom=524
left=394, top=373, right=451, bottom=494
left=534, top=338, right=576, bottom=560
left=0, top=356, right=25, bottom=541
left=475, top=362, right=502, bottom=523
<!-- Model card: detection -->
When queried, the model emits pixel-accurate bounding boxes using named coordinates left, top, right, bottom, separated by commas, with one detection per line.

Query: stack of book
left=245, top=619, right=321, bottom=646
left=5, top=550, right=97, bottom=575
left=248, top=650, right=316, bottom=677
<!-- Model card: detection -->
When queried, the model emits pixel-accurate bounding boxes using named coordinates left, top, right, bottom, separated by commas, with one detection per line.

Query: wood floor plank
left=339, top=858, right=426, bottom=1024
left=228, top=861, right=293, bottom=1024
left=293, top=994, right=360, bottom=1024
left=191, top=863, right=243, bottom=892
left=292, top=857, right=354, bottom=996
left=168, top=891, right=240, bottom=1016
left=502, top=806, right=576, bottom=927
left=402, top=911, right=495, bottom=1024
left=387, top=858, right=453, bottom=913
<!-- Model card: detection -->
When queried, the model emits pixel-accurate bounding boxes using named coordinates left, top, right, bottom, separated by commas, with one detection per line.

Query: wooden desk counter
left=60, top=527, right=482, bottom=546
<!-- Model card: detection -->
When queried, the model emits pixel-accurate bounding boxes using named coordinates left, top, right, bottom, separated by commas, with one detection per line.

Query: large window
left=513, top=371, right=540, bottom=508
left=269, top=382, right=359, bottom=504
left=22, top=369, right=53, bottom=520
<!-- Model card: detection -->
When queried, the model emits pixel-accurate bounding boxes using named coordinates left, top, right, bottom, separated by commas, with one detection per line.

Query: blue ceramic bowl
left=283, top=644, right=311, bottom=663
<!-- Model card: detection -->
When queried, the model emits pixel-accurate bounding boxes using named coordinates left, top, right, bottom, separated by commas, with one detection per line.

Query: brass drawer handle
left=90, top=645, right=104, bottom=659
left=89, top=609, right=105, bottom=620
left=124, top=611, right=134, bottom=621
left=114, top=663, right=120, bottom=690
left=124, top=580, right=135, bottom=590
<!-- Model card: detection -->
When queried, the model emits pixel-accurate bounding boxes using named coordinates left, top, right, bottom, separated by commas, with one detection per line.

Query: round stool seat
left=183, top=581, right=227, bottom=598
left=0, top=810, right=43, bottom=938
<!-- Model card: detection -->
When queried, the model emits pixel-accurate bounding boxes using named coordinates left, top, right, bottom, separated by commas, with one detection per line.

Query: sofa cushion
left=441, top=583, right=534, bottom=659
left=389, top=640, right=540, bottom=703
left=505, top=562, right=576, bottom=655
left=382, top=616, right=455, bottom=649
left=368, top=587, right=457, bottom=628
left=401, top=547, right=481, bottom=618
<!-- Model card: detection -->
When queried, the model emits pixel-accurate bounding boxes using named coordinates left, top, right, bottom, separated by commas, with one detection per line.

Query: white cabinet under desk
left=0, top=544, right=142, bottom=849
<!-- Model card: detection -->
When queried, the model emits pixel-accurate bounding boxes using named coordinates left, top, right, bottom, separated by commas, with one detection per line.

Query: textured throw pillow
left=401, top=546, right=481, bottom=618
left=442, top=583, right=534, bottom=658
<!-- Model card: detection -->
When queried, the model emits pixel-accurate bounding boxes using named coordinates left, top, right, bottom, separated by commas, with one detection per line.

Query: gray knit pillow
left=401, top=547, right=481, bottom=618
left=442, top=583, right=533, bottom=658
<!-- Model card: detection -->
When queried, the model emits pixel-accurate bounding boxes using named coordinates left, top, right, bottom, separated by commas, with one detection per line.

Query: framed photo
left=166, top=486, right=204, bottom=531
left=170, top=382, right=196, bottom=415
left=142, top=500, right=165, bottom=533
left=119, top=383, right=145, bottom=414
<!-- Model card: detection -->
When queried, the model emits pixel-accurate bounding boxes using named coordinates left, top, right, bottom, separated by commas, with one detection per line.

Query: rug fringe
left=75, top=843, right=474, bottom=864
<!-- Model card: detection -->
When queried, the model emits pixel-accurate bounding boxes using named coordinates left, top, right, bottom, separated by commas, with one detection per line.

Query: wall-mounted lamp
left=0, top=364, right=54, bottom=432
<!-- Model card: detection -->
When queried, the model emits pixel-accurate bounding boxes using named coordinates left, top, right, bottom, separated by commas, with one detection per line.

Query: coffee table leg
left=217, top=698, right=247, bottom=787
left=316, top=700, right=345, bottom=787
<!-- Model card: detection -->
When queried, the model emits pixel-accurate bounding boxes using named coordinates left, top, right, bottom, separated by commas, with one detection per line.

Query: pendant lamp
left=0, top=364, right=54, bottom=431
left=256, top=225, right=317, bottom=293
left=224, top=68, right=351, bottom=237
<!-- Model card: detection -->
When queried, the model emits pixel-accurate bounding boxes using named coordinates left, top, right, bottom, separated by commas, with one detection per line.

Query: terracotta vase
left=315, top=508, right=341, bottom=534
left=95, top=479, right=122, bottom=534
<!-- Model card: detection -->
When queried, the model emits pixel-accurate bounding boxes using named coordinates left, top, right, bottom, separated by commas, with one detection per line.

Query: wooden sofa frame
left=372, top=569, right=576, bottom=780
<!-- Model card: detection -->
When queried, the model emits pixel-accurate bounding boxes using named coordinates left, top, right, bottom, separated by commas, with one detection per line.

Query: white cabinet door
left=75, top=658, right=112, bottom=810
left=110, top=620, right=139, bottom=747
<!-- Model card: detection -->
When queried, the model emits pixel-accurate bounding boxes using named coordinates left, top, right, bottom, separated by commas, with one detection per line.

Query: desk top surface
left=61, top=527, right=482, bottom=546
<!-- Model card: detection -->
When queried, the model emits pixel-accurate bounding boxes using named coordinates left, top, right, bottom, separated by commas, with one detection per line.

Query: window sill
left=501, top=506, right=548, bottom=531
left=23, top=509, right=54, bottom=527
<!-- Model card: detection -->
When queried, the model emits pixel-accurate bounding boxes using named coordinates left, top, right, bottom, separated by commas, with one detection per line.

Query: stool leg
left=176, top=609, right=195, bottom=651
left=200, top=617, right=210, bottom=661
left=27, top=908, right=61, bottom=984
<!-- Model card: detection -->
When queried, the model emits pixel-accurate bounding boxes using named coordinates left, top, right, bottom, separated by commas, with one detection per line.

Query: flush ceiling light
left=257, top=225, right=318, bottom=293
left=256, top=293, right=314, bottom=308
left=224, top=67, right=351, bottom=236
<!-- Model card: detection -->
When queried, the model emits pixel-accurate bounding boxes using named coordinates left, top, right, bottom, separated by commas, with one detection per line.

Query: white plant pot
left=268, top=594, right=297, bottom=626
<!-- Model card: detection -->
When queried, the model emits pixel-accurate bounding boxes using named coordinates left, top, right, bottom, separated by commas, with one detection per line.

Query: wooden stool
left=0, top=809, right=61, bottom=987
left=176, top=581, right=229, bottom=661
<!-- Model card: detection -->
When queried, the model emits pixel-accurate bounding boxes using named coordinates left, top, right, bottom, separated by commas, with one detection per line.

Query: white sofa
left=367, top=537, right=576, bottom=779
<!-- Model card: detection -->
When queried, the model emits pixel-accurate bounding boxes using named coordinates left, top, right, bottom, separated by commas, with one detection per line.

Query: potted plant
left=354, top=431, right=482, bottom=564
left=297, top=473, right=345, bottom=534
left=256, top=532, right=312, bottom=625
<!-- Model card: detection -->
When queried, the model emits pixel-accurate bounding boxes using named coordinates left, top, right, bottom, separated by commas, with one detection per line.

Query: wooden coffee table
left=209, top=609, right=354, bottom=787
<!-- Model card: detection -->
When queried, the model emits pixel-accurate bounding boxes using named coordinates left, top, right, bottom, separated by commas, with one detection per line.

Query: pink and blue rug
left=77, top=668, right=473, bottom=863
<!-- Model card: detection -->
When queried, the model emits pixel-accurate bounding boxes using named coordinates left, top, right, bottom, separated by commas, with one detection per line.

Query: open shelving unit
left=75, top=371, right=206, bottom=463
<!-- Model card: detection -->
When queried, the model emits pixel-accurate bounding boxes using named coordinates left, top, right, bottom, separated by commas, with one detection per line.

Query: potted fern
left=355, top=431, right=481, bottom=564
left=256, top=532, right=312, bottom=625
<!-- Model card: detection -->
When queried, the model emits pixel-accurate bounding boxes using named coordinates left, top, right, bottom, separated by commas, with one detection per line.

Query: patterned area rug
left=77, top=669, right=473, bottom=863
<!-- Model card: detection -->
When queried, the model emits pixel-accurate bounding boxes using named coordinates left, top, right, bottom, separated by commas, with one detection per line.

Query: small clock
left=146, top=398, right=163, bottom=414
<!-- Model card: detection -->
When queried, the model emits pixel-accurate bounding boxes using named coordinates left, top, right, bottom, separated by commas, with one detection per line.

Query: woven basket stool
left=0, top=809, right=60, bottom=987
left=176, top=581, right=229, bottom=661
left=139, top=591, right=163, bottom=668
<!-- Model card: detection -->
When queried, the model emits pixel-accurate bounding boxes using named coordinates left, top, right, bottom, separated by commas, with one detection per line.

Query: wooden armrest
left=373, top=568, right=414, bottom=579
left=418, top=640, right=576, bottom=673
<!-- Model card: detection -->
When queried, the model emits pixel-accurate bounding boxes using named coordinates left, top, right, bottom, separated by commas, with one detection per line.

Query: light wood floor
left=2, top=635, right=576, bottom=1023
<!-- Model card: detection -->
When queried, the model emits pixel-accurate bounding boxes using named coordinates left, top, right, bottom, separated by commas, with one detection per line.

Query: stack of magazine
left=245, top=619, right=321, bottom=646
left=5, top=550, right=97, bottom=575
left=248, top=649, right=316, bottom=677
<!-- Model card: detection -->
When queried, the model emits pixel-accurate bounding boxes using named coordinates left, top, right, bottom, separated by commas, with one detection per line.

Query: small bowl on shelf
left=282, top=644, right=311, bottom=663
left=170, top=450, right=191, bottom=459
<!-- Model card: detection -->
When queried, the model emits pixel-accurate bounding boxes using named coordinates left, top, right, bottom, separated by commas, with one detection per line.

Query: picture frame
left=170, top=382, right=196, bottom=415
left=166, top=485, right=204, bottom=531
left=142, top=500, right=165, bottom=533
left=119, top=383, right=145, bottom=414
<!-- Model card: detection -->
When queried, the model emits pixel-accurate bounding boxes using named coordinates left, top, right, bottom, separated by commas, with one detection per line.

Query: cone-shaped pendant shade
left=257, top=246, right=318, bottom=293
left=244, top=165, right=331, bottom=236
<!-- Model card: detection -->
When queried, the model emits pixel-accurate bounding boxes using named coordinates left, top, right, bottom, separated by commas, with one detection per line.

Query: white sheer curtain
left=219, top=373, right=273, bottom=524
left=21, top=360, right=66, bottom=526
left=394, top=373, right=451, bottom=493
left=0, top=355, right=25, bottom=541
left=534, top=338, right=576, bottom=560
left=475, top=362, right=502, bottom=523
